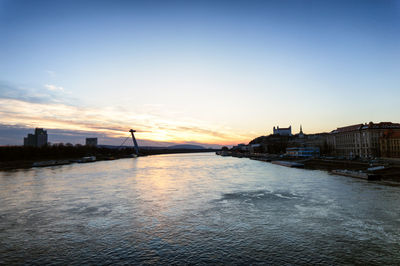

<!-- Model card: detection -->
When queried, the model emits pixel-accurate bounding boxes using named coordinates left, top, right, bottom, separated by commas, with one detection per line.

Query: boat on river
left=331, top=169, right=380, bottom=181
left=32, top=160, right=71, bottom=167
left=78, top=156, right=96, bottom=163
left=271, top=160, right=304, bottom=168
left=216, top=150, right=230, bottom=156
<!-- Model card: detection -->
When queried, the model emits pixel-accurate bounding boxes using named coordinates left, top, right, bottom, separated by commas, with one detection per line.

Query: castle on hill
left=273, top=125, right=304, bottom=137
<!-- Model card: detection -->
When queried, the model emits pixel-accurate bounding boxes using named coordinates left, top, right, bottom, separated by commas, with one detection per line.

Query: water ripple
left=1, top=153, right=400, bottom=264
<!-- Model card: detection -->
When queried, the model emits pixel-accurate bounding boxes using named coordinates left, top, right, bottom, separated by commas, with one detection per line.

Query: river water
left=1, top=153, right=400, bottom=264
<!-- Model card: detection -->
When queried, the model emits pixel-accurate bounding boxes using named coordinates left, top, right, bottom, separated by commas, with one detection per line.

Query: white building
left=273, top=126, right=292, bottom=136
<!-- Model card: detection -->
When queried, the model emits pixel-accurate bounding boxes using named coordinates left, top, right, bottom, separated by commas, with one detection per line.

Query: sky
left=0, top=0, right=399, bottom=147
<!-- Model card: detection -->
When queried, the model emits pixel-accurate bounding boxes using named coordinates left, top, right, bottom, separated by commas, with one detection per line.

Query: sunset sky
left=1, top=0, right=399, bottom=147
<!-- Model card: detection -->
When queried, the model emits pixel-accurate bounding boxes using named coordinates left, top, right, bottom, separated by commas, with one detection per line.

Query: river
left=1, top=153, right=400, bottom=264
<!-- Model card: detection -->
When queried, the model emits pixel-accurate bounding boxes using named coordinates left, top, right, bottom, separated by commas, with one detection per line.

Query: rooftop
left=335, top=124, right=363, bottom=133
left=334, top=122, right=400, bottom=133
left=382, top=130, right=400, bottom=139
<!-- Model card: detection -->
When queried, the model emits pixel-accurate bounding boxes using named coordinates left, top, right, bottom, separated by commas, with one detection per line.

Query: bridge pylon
left=129, top=129, right=140, bottom=155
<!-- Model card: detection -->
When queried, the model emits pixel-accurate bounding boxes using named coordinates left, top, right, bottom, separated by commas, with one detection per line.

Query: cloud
left=0, top=97, right=247, bottom=145
left=0, top=81, right=249, bottom=146
left=0, top=124, right=223, bottom=148
left=0, top=81, right=74, bottom=105
left=45, top=84, right=64, bottom=92
left=176, top=126, right=230, bottom=139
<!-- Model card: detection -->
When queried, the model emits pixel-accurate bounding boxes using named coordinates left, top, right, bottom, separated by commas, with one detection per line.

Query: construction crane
left=129, top=129, right=140, bottom=155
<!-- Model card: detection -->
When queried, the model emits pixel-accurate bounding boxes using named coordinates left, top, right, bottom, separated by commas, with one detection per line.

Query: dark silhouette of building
left=85, top=138, right=98, bottom=147
left=24, top=128, right=48, bottom=147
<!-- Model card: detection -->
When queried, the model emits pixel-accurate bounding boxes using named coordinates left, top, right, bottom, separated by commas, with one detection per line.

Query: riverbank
left=218, top=152, right=400, bottom=183
left=0, top=147, right=217, bottom=171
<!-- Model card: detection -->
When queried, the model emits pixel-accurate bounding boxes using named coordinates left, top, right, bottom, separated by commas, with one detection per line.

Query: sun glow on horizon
left=0, top=99, right=248, bottom=146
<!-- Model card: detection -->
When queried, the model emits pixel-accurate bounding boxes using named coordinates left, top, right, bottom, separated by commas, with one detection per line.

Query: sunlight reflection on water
left=1, top=153, right=400, bottom=264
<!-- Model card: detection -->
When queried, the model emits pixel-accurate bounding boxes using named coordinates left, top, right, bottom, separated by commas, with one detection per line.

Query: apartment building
left=380, top=130, right=400, bottom=158
left=328, top=122, right=400, bottom=158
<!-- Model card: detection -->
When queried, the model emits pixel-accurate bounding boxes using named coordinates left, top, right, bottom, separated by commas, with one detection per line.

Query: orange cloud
left=0, top=98, right=248, bottom=145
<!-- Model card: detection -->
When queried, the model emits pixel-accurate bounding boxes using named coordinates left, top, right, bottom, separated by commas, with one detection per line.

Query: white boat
left=78, top=156, right=96, bottom=163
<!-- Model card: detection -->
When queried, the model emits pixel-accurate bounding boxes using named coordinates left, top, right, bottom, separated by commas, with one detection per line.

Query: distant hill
left=167, top=144, right=206, bottom=150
